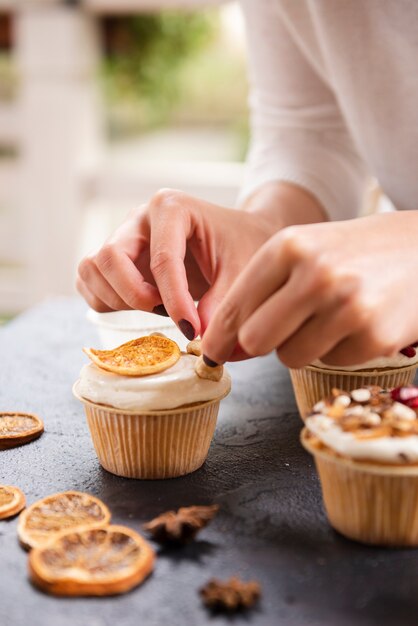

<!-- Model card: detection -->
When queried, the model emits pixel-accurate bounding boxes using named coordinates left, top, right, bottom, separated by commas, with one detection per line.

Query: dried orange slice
left=0, top=412, right=44, bottom=449
left=83, top=335, right=181, bottom=376
left=29, top=525, right=155, bottom=596
left=0, top=485, right=26, bottom=520
left=18, top=491, right=111, bottom=550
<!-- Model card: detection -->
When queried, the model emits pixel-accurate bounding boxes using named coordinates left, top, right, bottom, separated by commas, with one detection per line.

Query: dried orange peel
left=28, top=525, right=155, bottom=596
left=0, top=412, right=44, bottom=449
left=18, top=491, right=111, bottom=550
left=0, top=485, right=26, bottom=520
left=83, top=335, right=181, bottom=376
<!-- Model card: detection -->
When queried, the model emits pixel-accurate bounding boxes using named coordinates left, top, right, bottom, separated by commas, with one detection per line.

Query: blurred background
left=0, top=0, right=247, bottom=323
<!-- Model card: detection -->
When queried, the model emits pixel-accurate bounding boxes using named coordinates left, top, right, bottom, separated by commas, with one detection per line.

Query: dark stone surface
left=1, top=298, right=418, bottom=626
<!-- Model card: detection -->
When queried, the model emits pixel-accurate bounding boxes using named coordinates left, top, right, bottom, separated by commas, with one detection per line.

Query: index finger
left=201, top=234, right=293, bottom=364
left=96, top=248, right=161, bottom=311
left=94, top=210, right=161, bottom=311
left=149, top=190, right=200, bottom=339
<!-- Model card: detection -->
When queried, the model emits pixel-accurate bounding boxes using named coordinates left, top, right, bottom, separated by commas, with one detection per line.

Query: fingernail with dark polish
left=178, top=319, right=195, bottom=341
left=203, top=355, right=219, bottom=368
left=153, top=305, right=169, bottom=317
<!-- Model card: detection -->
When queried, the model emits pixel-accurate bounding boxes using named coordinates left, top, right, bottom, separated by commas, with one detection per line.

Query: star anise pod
left=143, top=504, right=219, bottom=544
left=200, top=576, right=261, bottom=612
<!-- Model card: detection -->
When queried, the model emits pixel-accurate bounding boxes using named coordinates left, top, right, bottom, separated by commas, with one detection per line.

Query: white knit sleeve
left=239, top=1, right=369, bottom=221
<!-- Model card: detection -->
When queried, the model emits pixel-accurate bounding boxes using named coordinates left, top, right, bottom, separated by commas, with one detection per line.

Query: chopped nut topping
left=314, top=416, right=334, bottom=431
left=340, top=415, right=363, bottom=432
left=143, top=504, right=219, bottom=544
left=333, top=394, right=351, bottom=408
left=327, top=404, right=346, bottom=419
left=392, top=420, right=413, bottom=433
left=200, top=577, right=261, bottom=612
left=355, top=425, right=392, bottom=439
left=362, top=411, right=382, bottom=427
left=334, top=395, right=351, bottom=409
left=390, top=402, right=416, bottom=421
left=309, top=386, right=418, bottom=441
left=345, top=405, right=367, bottom=417
left=351, top=388, right=371, bottom=403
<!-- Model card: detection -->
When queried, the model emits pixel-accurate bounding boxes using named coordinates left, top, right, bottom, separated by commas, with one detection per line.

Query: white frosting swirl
left=75, top=353, right=231, bottom=411
left=306, top=414, right=418, bottom=464
left=311, top=351, right=418, bottom=372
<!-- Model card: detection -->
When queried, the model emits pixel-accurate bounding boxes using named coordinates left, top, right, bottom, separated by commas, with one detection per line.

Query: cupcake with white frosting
left=301, top=385, right=418, bottom=545
left=73, top=338, right=231, bottom=479
left=290, top=345, right=418, bottom=419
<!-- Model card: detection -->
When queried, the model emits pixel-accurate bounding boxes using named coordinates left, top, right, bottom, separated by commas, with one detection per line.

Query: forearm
left=241, top=1, right=369, bottom=224
left=240, top=181, right=328, bottom=233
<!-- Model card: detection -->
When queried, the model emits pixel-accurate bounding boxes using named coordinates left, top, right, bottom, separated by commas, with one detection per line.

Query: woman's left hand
left=201, top=211, right=418, bottom=368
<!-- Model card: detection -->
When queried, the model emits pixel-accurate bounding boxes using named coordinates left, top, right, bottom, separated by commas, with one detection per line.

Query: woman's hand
left=77, top=189, right=279, bottom=341
left=202, top=211, right=418, bottom=368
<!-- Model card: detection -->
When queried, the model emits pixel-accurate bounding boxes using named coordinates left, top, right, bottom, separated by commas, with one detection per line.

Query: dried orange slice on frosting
left=83, top=335, right=181, bottom=376
left=29, top=525, right=155, bottom=596
left=0, top=412, right=44, bottom=449
left=0, top=485, right=26, bottom=520
left=18, top=491, right=111, bottom=550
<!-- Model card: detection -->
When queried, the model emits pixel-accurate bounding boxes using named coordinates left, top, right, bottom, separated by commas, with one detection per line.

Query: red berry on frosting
left=400, top=346, right=417, bottom=358
left=391, top=386, right=418, bottom=407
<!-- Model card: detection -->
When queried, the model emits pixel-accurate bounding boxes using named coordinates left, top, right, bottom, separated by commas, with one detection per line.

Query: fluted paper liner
left=73, top=384, right=229, bottom=479
left=290, top=364, right=417, bottom=421
left=302, top=428, right=418, bottom=546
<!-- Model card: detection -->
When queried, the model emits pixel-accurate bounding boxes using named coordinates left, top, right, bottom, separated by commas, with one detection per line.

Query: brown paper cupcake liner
left=290, top=364, right=417, bottom=421
left=73, top=384, right=228, bottom=479
left=302, top=429, right=418, bottom=546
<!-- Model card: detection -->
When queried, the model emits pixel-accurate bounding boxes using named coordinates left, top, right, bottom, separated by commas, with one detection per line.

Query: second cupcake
left=290, top=346, right=418, bottom=419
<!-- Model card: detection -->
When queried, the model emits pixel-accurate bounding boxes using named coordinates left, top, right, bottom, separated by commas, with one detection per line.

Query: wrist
left=240, top=181, right=328, bottom=233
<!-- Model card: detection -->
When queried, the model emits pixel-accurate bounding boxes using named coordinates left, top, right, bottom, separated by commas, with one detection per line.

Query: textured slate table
left=1, top=298, right=418, bottom=626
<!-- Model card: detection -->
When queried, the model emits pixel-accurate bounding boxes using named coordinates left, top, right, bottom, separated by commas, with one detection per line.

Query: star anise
left=143, top=504, right=219, bottom=544
left=200, top=576, right=261, bottom=612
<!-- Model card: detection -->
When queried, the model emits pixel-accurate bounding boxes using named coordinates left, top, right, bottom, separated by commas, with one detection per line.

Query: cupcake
left=301, top=385, right=418, bottom=546
left=73, top=335, right=231, bottom=479
left=290, top=345, right=418, bottom=420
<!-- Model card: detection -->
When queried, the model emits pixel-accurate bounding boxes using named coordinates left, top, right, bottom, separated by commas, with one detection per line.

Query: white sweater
left=239, top=0, right=418, bottom=220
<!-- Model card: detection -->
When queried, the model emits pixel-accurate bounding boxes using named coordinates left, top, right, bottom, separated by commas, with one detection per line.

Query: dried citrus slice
left=83, top=335, right=181, bottom=376
left=29, top=525, right=155, bottom=596
left=18, top=491, right=111, bottom=550
left=0, top=412, right=44, bottom=449
left=0, top=485, right=26, bottom=520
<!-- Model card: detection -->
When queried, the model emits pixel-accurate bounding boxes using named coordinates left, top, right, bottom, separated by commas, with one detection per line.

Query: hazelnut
left=195, top=355, right=223, bottom=382
left=350, top=388, right=371, bottom=403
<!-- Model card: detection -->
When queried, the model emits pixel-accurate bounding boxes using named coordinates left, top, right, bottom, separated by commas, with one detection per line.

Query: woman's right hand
left=76, top=188, right=279, bottom=342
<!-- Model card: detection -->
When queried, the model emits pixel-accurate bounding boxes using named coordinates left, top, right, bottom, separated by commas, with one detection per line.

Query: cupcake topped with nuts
left=306, top=386, right=418, bottom=464
left=302, top=384, right=418, bottom=546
